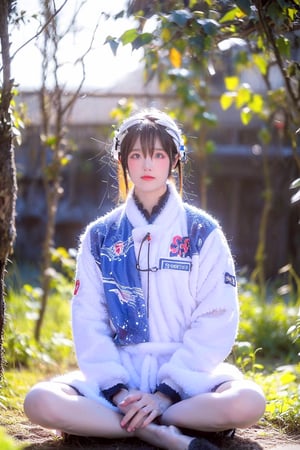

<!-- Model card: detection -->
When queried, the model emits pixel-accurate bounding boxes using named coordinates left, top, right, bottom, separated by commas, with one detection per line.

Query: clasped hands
left=113, top=388, right=172, bottom=432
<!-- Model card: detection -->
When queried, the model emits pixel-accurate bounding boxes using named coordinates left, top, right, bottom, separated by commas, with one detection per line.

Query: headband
left=112, top=112, right=187, bottom=163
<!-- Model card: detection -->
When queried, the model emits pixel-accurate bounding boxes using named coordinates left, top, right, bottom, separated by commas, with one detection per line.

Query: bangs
left=124, top=121, right=176, bottom=161
left=138, top=123, right=171, bottom=157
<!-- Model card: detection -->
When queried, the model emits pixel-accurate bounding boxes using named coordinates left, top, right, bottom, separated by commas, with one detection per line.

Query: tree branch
left=9, top=0, right=68, bottom=62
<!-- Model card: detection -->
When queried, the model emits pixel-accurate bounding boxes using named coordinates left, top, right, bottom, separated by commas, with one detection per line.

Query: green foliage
left=0, top=429, right=23, bottom=450
left=237, top=279, right=300, bottom=364
left=253, top=364, right=300, bottom=433
left=108, top=0, right=300, bottom=129
left=50, top=246, right=77, bottom=287
left=4, top=270, right=74, bottom=370
left=288, top=317, right=300, bottom=345
left=231, top=279, right=300, bottom=432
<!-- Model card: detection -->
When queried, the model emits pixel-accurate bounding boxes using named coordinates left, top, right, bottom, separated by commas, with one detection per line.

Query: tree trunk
left=0, top=0, right=17, bottom=379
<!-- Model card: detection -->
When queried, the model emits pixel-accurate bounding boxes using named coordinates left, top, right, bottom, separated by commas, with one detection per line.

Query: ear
left=172, top=154, right=179, bottom=169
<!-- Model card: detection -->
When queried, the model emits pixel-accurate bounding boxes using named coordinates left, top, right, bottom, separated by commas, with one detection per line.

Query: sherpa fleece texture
left=58, top=184, right=242, bottom=409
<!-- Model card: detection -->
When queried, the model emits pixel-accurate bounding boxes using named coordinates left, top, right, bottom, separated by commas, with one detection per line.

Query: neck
left=134, top=186, right=167, bottom=214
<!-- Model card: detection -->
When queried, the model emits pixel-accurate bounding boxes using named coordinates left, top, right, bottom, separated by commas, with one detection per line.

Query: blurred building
left=14, top=67, right=299, bottom=279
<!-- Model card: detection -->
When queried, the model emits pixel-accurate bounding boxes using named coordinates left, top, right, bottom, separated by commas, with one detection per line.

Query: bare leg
left=161, top=379, right=266, bottom=432
left=135, top=425, right=205, bottom=450
left=24, top=381, right=129, bottom=437
left=23, top=382, right=205, bottom=450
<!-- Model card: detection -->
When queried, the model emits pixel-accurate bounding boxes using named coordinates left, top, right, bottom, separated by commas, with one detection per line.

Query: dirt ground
left=4, top=416, right=300, bottom=450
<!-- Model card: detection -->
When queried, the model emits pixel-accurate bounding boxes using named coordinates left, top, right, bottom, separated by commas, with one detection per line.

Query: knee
left=228, top=382, right=266, bottom=428
left=24, top=382, right=60, bottom=428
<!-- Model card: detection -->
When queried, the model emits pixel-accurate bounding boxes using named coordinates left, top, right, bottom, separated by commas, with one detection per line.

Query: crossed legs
left=23, top=382, right=196, bottom=449
left=24, top=379, right=265, bottom=449
left=161, top=379, right=266, bottom=431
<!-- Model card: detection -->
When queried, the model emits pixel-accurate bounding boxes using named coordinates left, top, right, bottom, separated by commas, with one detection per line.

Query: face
left=127, top=136, right=178, bottom=200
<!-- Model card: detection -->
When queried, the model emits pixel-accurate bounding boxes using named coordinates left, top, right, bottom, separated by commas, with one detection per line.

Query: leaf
left=236, top=85, right=251, bottom=108
left=161, top=28, right=171, bottom=42
left=241, top=107, right=252, bottom=125
left=291, top=190, right=300, bottom=203
left=280, top=372, right=296, bottom=385
left=196, top=18, right=219, bottom=35
left=257, top=35, right=265, bottom=51
left=168, top=9, right=193, bottom=27
left=253, top=363, right=264, bottom=370
left=218, top=37, right=246, bottom=51
left=276, top=36, right=290, bottom=58
left=287, top=7, right=298, bottom=20
left=253, top=54, right=268, bottom=76
left=278, top=263, right=292, bottom=273
left=132, top=33, right=153, bottom=50
left=41, top=134, right=57, bottom=147
left=235, top=0, right=252, bottom=15
left=23, top=284, right=33, bottom=293
left=140, top=32, right=153, bottom=45
left=290, top=178, right=300, bottom=189
left=220, top=92, right=235, bottom=110
left=287, top=325, right=297, bottom=335
left=258, top=127, right=271, bottom=145
left=204, top=140, right=216, bottom=154
left=189, top=35, right=205, bottom=52
left=203, top=111, right=217, bottom=126
left=267, top=2, right=284, bottom=23
left=60, top=155, right=71, bottom=166
left=120, top=28, right=139, bottom=45
left=113, top=10, right=125, bottom=20
left=224, top=76, right=239, bottom=91
left=169, top=47, right=182, bottom=68
left=219, top=7, right=240, bottom=23
left=249, top=94, right=263, bottom=113
left=105, top=36, right=119, bottom=56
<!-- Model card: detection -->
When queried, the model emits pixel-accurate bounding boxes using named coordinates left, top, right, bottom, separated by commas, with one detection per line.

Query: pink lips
left=141, top=176, right=155, bottom=180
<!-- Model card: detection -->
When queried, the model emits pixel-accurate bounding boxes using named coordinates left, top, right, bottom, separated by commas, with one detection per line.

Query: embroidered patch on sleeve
left=224, top=272, right=236, bottom=287
left=74, top=279, right=80, bottom=295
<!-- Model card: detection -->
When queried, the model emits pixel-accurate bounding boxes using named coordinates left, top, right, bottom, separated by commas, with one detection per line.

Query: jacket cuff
left=102, top=383, right=128, bottom=405
left=155, top=382, right=181, bottom=403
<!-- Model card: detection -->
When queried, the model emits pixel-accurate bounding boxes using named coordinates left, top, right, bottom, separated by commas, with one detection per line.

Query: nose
left=143, top=155, right=153, bottom=170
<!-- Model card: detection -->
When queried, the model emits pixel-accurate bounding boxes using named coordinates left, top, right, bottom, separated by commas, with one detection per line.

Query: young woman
left=24, top=109, right=266, bottom=450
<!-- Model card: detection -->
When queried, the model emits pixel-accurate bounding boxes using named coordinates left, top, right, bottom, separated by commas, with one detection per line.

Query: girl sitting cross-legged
left=24, top=108, right=265, bottom=450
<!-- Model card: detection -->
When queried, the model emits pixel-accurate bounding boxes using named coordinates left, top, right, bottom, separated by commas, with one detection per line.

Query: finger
left=126, top=410, right=149, bottom=432
left=123, top=405, right=151, bottom=432
left=120, top=404, right=141, bottom=428
left=142, top=409, right=160, bottom=428
left=119, top=392, right=141, bottom=407
left=129, top=405, right=160, bottom=431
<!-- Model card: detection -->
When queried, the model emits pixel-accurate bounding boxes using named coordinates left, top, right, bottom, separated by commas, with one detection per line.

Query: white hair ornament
left=112, top=112, right=186, bottom=163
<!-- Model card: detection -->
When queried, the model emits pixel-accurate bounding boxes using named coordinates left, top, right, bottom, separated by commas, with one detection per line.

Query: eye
left=129, top=151, right=142, bottom=159
left=154, top=150, right=167, bottom=159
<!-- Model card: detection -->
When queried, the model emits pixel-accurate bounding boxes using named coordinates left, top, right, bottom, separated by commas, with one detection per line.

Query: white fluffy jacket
left=67, top=184, right=242, bottom=408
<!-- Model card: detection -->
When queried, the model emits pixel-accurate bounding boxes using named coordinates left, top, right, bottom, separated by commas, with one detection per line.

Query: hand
left=117, top=390, right=172, bottom=432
